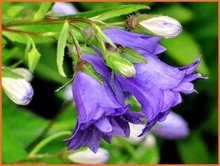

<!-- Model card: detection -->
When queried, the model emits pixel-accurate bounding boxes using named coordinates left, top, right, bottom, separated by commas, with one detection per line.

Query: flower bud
left=127, top=123, right=146, bottom=144
left=106, top=52, right=136, bottom=77
left=53, top=2, right=78, bottom=15
left=2, top=77, right=34, bottom=105
left=11, top=68, right=33, bottom=82
left=151, top=112, right=189, bottom=139
left=67, top=148, right=109, bottom=164
left=128, top=14, right=182, bottom=38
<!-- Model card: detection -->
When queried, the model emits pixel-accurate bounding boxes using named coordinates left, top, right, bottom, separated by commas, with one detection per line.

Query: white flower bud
left=11, top=68, right=33, bottom=82
left=2, top=77, right=34, bottom=105
left=53, top=2, right=78, bottom=15
left=139, top=16, right=182, bottom=38
left=67, top=148, right=109, bottom=164
left=127, top=123, right=146, bottom=144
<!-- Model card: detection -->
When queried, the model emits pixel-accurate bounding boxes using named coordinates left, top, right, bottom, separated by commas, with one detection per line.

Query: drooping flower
left=2, top=77, right=34, bottom=105
left=67, top=147, right=109, bottom=164
left=105, top=28, right=203, bottom=136
left=65, top=71, right=142, bottom=153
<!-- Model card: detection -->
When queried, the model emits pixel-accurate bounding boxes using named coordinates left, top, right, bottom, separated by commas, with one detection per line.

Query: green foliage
left=2, top=2, right=218, bottom=164
left=161, top=32, right=209, bottom=75
left=34, top=2, right=55, bottom=21
left=63, top=4, right=149, bottom=20
left=2, top=94, right=49, bottom=148
left=177, top=132, right=214, bottom=163
left=56, top=21, right=70, bottom=77
left=2, top=124, right=28, bottom=163
left=93, top=4, right=149, bottom=21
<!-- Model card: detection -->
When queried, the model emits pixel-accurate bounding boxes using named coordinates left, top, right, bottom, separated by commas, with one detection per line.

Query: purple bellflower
left=65, top=56, right=142, bottom=153
left=105, top=29, right=204, bottom=136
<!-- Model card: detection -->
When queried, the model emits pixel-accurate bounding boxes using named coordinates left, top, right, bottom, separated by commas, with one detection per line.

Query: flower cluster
left=66, top=25, right=204, bottom=152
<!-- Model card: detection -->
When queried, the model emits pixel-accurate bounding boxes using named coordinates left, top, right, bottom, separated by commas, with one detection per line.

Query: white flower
left=11, top=68, right=33, bottom=82
left=139, top=16, right=182, bottom=38
left=2, top=77, right=34, bottom=105
left=67, top=148, right=109, bottom=164
left=53, top=2, right=78, bottom=15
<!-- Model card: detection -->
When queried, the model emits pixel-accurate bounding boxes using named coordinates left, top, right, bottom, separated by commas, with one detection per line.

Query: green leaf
left=63, top=5, right=149, bottom=21
left=2, top=93, right=49, bottom=148
left=34, top=2, right=55, bottom=21
left=2, top=31, right=55, bottom=44
left=161, top=31, right=209, bottom=75
left=57, top=21, right=69, bottom=77
left=3, top=123, right=27, bottom=163
left=7, top=5, right=24, bottom=18
left=156, top=4, right=193, bottom=24
left=120, top=47, right=147, bottom=64
left=93, top=4, right=149, bottom=21
left=177, top=132, right=213, bottom=163
left=2, top=2, right=11, bottom=14
left=92, top=24, right=116, bottom=54
left=2, top=37, right=7, bottom=47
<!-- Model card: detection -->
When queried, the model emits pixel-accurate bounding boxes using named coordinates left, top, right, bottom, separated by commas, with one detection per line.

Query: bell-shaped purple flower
left=105, top=28, right=204, bottom=136
left=65, top=71, right=142, bottom=153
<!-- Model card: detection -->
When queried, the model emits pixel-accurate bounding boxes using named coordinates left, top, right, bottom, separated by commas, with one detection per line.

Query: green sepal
left=34, top=2, right=55, bottom=21
left=120, top=47, right=147, bottom=64
left=128, top=14, right=162, bottom=35
left=82, top=63, right=104, bottom=84
left=2, top=70, right=22, bottom=79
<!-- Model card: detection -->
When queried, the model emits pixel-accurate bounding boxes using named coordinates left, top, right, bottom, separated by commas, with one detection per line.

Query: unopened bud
left=106, top=52, right=136, bottom=77
left=53, top=2, right=78, bottom=15
left=11, top=68, right=33, bottom=82
left=26, top=46, right=41, bottom=72
left=127, top=123, right=146, bottom=144
left=67, top=148, right=109, bottom=164
left=2, top=77, right=34, bottom=105
left=128, top=15, right=182, bottom=38
left=151, top=112, right=189, bottom=140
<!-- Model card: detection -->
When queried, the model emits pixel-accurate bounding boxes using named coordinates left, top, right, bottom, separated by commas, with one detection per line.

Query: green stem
left=28, top=131, right=72, bottom=158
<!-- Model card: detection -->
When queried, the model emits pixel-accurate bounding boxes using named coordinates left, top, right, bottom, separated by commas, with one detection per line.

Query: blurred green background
left=2, top=2, right=218, bottom=164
